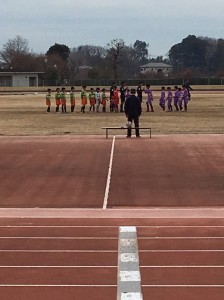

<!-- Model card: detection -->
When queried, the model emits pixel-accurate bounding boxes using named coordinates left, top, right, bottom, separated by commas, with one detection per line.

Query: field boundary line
left=103, top=136, right=116, bottom=210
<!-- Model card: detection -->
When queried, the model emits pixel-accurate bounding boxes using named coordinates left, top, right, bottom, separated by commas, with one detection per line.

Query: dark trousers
left=127, top=115, right=140, bottom=137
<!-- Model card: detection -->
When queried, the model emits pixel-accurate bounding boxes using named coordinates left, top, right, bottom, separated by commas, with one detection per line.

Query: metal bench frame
left=102, top=127, right=152, bottom=138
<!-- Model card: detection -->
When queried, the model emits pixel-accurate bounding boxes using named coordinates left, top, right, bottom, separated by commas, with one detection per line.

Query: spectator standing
left=124, top=88, right=142, bottom=138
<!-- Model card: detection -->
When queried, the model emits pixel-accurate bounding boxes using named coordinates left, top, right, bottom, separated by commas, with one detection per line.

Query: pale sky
left=1, top=0, right=224, bottom=57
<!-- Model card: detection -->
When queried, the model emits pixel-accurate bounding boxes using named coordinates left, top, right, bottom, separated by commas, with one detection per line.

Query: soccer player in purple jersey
left=173, top=86, right=179, bottom=111
left=178, top=87, right=183, bottom=111
left=182, top=85, right=189, bottom=112
left=159, top=86, right=166, bottom=111
left=144, top=84, right=154, bottom=112
left=166, top=87, right=173, bottom=112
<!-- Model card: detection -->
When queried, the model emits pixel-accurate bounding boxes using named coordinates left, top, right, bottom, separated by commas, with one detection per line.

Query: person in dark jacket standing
left=119, top=81, right=126, bottom=112
left=137, top=82, right=144, bottom=103
left=109, top=82, right=115, bottom=112
left=124, top=88, right=142, bottom=138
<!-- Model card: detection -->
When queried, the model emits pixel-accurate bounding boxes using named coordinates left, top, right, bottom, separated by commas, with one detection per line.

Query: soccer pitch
left=0, top=89, right=223, bottom=136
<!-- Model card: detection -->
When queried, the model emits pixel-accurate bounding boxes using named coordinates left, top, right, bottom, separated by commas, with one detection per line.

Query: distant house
left=79, top=65, right=93, bottom=71
left=140, top=62, right=173, bottom=76
left=0, top=72, right=44, bottom=87
left=76, top=65, right=93, bottom=79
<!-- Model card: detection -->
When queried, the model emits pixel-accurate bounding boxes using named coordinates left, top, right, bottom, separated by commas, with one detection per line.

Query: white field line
left=103, top=136, right=116, bottom=210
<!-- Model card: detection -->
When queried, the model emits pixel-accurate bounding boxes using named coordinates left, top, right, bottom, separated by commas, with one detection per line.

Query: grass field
left=0, top=90, right=223, bottom=136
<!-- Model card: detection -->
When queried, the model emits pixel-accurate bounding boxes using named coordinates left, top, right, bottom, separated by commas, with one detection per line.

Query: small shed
left=0, top=72, right=44, bottom=87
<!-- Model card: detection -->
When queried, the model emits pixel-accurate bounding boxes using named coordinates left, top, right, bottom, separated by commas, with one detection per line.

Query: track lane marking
left=0, top=284, right=117, bottom=287
left=140, top=266, right=224, bottom=268
left=0, top=266, right=117, bottom=268
left=0, top=250, right=118, bottom=252
left=1, top=236, right=223, bottom=239
left=139, top=250, right=224, bottom=252
left=0, top=237, right=117, bottom=239
left=1, top=225, right=224, bottom=228
left=103, top=136, right=116, bottom=210
left=142, top=285, right=224, bottom=287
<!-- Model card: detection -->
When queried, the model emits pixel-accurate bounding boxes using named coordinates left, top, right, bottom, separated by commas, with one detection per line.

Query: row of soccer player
left=45, top=85, right=191, bottom=113
left=147, top=85, right=191, bottom=113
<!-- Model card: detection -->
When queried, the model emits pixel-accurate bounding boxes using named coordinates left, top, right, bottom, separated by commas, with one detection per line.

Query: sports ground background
left=0, top=88, right=224, bottom=299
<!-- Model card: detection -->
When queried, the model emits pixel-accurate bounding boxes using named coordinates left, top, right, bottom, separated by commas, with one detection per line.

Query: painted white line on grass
left=103, top=136, right=116, bottom=210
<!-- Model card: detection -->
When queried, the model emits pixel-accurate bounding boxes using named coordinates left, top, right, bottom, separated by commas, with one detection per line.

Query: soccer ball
left=126, top=121, right=132, bottom=128
left=34, top=92, right=38, bottom=95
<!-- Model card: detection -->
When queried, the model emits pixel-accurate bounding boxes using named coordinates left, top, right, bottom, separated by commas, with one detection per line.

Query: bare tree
left=67, top=48, right=83, bottom=85
left=106, top=39, right=125, bottom=80
left=0, top=35, right=30, bottom=66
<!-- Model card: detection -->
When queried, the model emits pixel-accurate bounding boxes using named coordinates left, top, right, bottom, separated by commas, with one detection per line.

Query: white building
left=0, top=72, right=44, bottom=87
left=140, top=62, right=173, bottom=76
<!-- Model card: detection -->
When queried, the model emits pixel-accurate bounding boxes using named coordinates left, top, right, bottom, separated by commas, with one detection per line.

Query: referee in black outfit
left=124, top=88, right=142, bottom=138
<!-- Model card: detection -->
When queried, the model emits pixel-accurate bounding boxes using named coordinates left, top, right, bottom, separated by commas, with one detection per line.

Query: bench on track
left=102, top=127, right=152, bottom=138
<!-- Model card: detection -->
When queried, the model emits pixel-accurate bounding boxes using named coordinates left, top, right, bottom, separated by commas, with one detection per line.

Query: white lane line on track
left=1, top=266, right=222, bottom=268
left=138, top=237, right=224, bottom=239
left=140, top=266, right=224, bottom=268
left=0, top=284, right=117, bottom=287
left=0, top=250, right=118, bottom=252
left=2, top=236, right=223, bottom=239
left=142, top=285, right=224, bottom=287
left=103, top=136, right=116, bottom=210
left=0, top=266, right=117, bottom=268
left=0, top=237, right=117, bottom=239
left=1, top=284, right=223, bottom=287
left=0, top=249, right=223, bottom=253
left=140, top=250, right=224, bottom=252
left=1, top=225, right=224, bottom=228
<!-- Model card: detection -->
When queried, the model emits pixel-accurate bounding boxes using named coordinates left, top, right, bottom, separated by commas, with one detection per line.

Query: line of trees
left=1, top=35, right=224, bottom=85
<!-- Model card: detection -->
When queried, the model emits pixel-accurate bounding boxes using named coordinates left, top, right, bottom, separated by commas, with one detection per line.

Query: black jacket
left=124, top=95, right=141, bottom=117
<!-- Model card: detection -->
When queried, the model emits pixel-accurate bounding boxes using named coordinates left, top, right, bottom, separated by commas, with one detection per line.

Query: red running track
left=0, top=209, right=223, bottom=299
left=0, top=135, right=224, bottom=208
